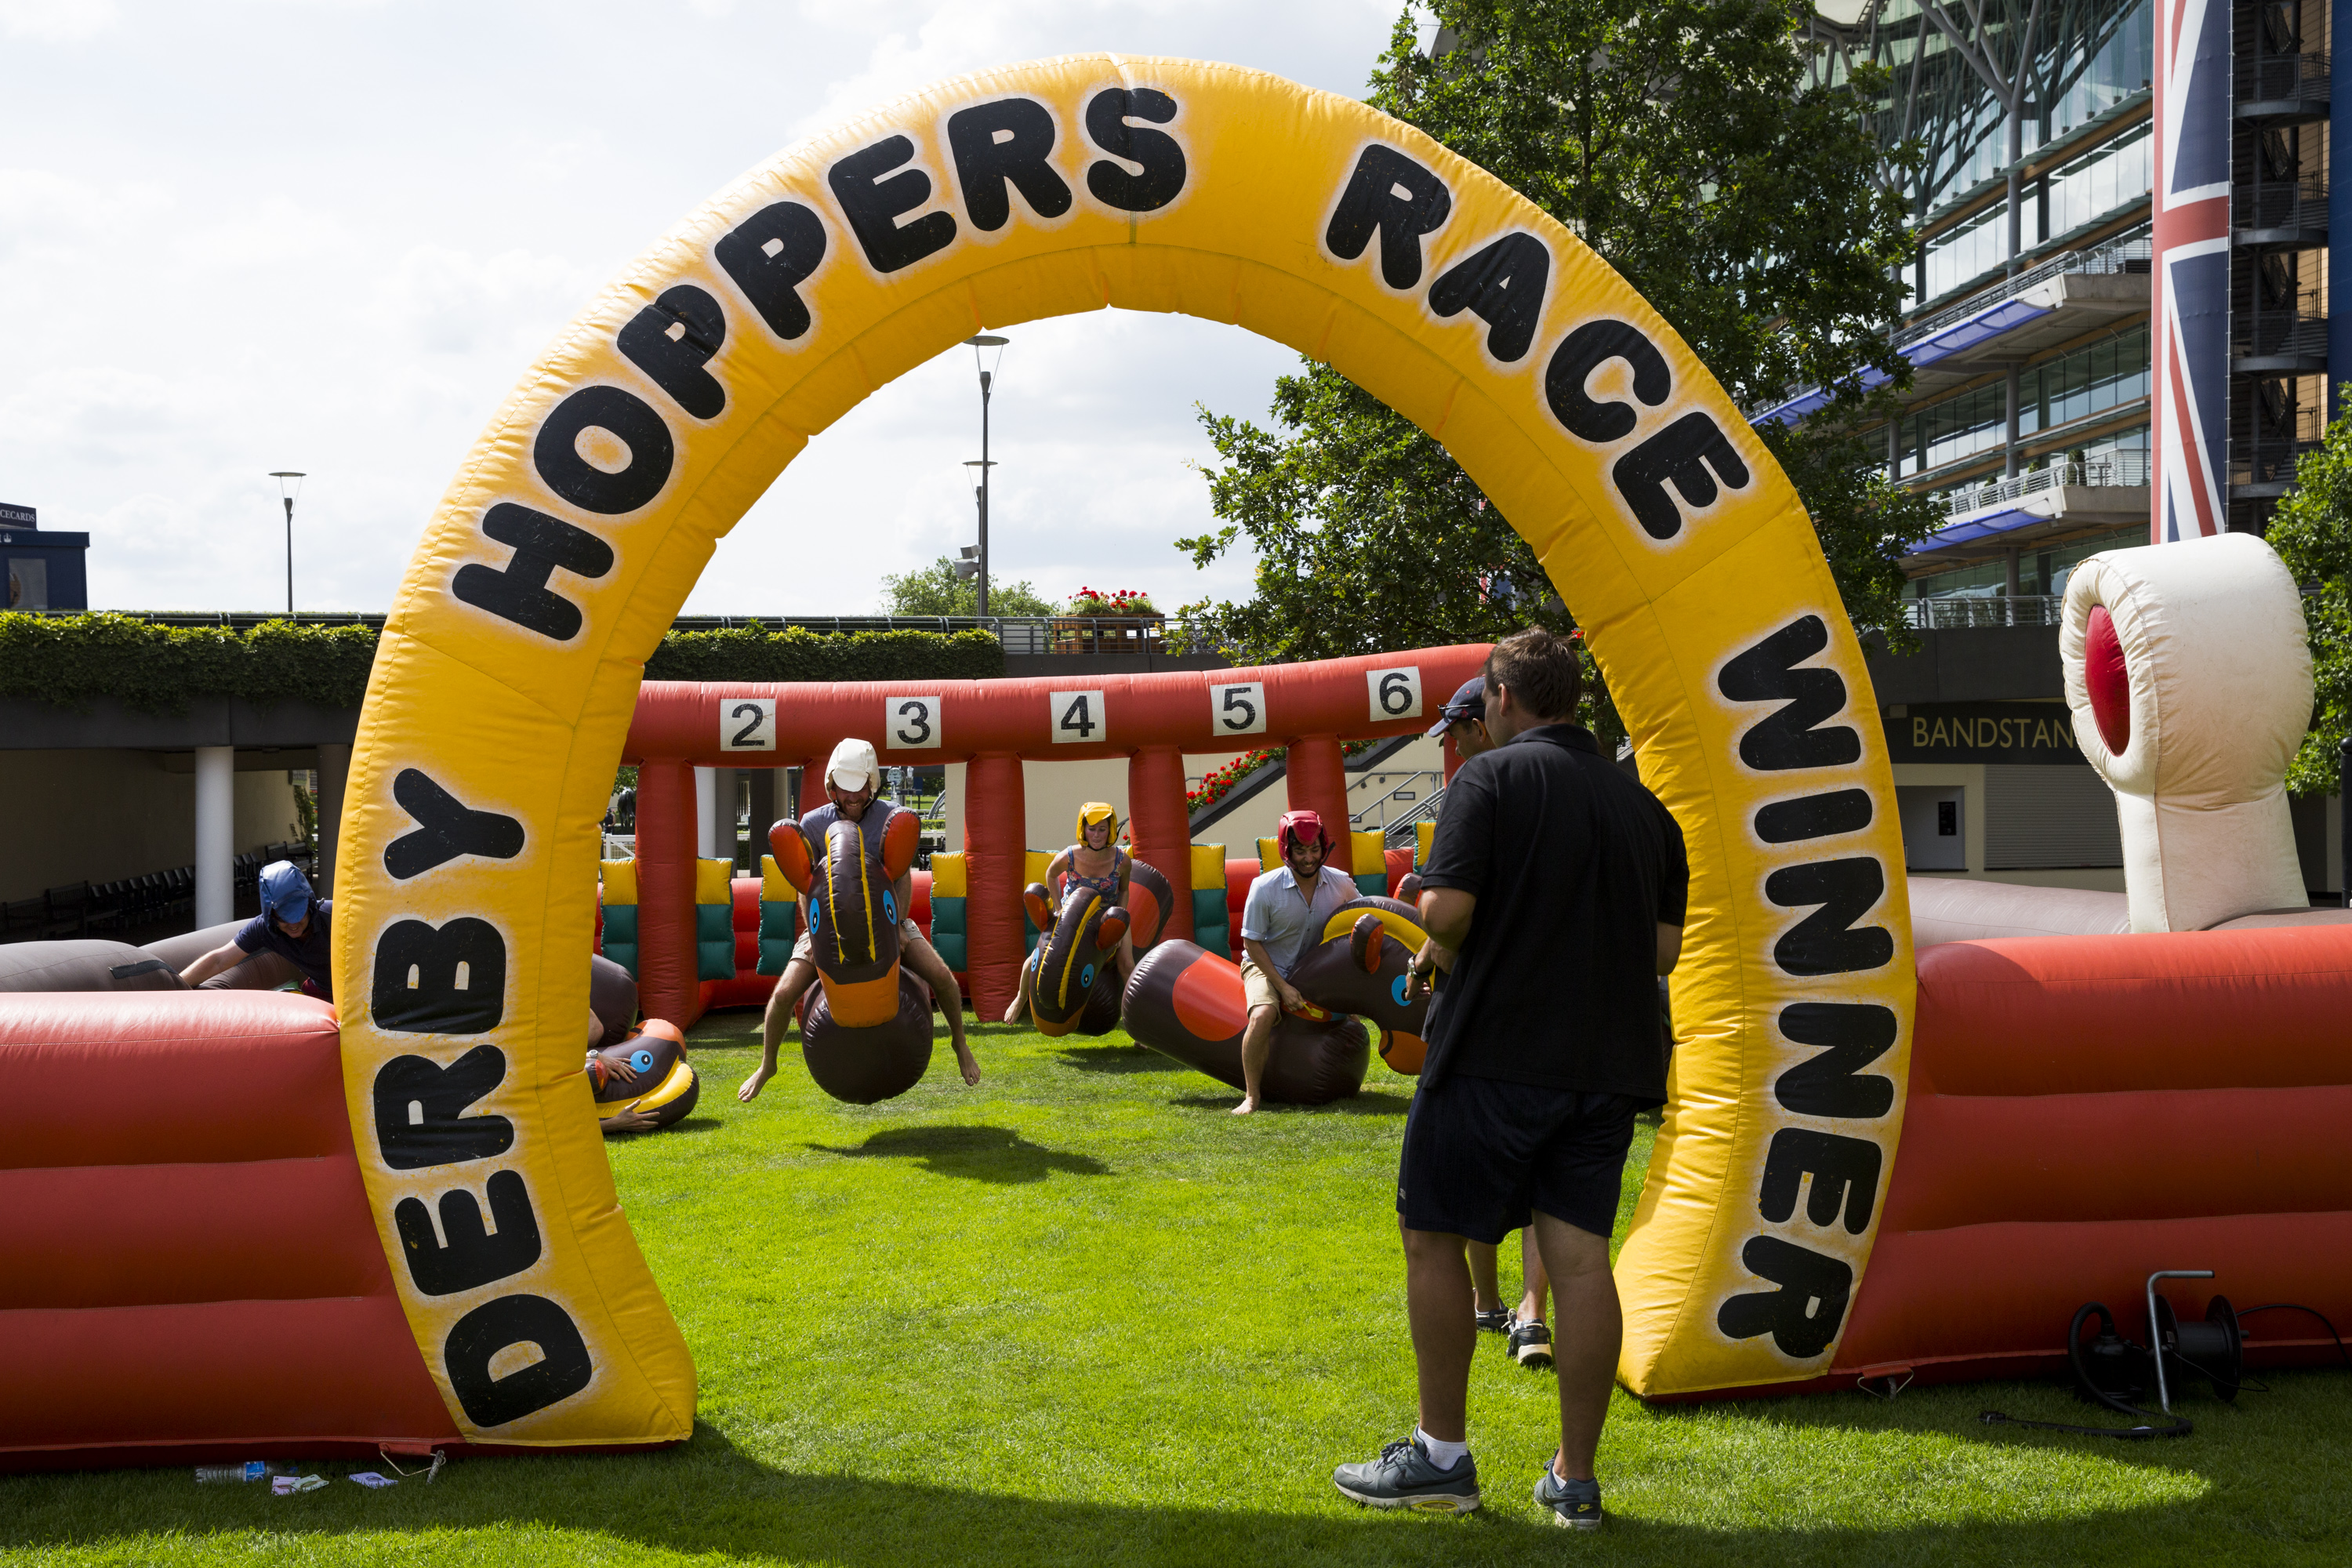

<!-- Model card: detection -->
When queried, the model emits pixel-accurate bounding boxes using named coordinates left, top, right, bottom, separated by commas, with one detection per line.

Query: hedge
left=0, top=614, right=1003, bottom=715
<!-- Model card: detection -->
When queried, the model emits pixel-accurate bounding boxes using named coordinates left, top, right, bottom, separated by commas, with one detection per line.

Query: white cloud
left=0, top=0, right=117, bottom=42
left=0, top=0, right=1397, bottom=615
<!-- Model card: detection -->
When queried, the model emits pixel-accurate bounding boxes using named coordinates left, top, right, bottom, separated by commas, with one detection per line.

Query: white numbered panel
left=1207, top=679, right=1268, bottom=738
left=719, top=696, right=776, bottom=752
left=1366, top=665, right=1424, bottom=723
left=1049, top=689, right=1108, bottom=745
left=884, top=694, right=944, bottom=751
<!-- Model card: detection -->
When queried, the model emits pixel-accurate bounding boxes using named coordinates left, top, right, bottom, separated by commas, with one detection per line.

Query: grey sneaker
left=1331, top=1435, right=1480, bottom=1514
left=1474, top=1305, right=1513, bottom=1334
left=1534, top=1466, right=1602, bottom=1530
left=1507, top=1317, right=1555, bottom=1368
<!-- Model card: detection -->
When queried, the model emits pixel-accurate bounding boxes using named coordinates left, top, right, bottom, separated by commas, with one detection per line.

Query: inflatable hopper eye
left=630, top=1048, right=655, bottom=1074
left=1352, top=913, right=1387, bottom=974
left=768, top=820, right=815, bottom=894
left=881, top=808, right=921, bottom=882
left=884, top=890, right=898, bottom=927
left=1023, top=883, right=1055, bottom=933
left=1097, top=908, right=1130, bottom=949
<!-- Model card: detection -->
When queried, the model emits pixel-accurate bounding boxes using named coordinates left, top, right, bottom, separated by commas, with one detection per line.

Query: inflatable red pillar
left=635, top=759, right=697, bottom=1028
left=1286, top=734, right=1352, bottom=875
left=1127, top=746, right=1193, bottom=942
left=964, top=752, right=1026, bottom=1019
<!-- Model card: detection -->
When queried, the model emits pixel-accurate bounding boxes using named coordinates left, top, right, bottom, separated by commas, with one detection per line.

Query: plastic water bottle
left=193, top=1461, right=279, bottom=1484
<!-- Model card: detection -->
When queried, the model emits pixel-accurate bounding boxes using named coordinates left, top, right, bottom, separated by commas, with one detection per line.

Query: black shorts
left=1396, top=1074, right=1640, bottom=1243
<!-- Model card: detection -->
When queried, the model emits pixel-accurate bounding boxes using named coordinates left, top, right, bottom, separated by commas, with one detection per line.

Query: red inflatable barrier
left=1698, top=924, right=2352, bottom=1397
left=0, top=993, right=464, bottom=1468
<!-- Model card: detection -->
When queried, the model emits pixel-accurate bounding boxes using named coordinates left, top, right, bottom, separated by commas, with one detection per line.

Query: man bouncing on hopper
left=738, top=739, right=979, bottom=1099
left=1231, top=808, right=1355, bottom=1115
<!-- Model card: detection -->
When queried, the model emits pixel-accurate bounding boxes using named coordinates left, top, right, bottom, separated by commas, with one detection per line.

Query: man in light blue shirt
left=1234, top=809, right=1356, bottom=1114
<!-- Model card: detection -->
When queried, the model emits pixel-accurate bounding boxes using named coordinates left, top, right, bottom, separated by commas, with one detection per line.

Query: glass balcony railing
left=1934, top=449, right=2152, bottom=520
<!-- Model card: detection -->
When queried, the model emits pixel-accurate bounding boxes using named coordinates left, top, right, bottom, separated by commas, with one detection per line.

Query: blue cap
left=1426, top=676, right=1486, bottom=737
left=260, top=860, right=312, bottom=924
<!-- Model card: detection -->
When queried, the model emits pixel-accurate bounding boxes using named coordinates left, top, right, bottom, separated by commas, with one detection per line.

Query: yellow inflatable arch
left=336, top=55, right=1914, bottom=1442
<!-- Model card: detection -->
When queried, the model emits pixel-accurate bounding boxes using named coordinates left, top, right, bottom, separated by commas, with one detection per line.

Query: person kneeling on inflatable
left=1233, top=810, right=1356, bottom=1116
left=739, top=739, right=977, bottom=1100
left=176, top=861, right=334, bottom=1001
left=590, top=1018, right=696, bottom=1134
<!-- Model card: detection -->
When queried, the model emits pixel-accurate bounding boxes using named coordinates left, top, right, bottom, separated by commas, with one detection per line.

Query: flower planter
left=1049, top=614, right=1165, bottom=655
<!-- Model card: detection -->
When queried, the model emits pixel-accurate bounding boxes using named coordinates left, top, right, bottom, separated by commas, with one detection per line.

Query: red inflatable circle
left=2085, top=603, right=2130, bottom=754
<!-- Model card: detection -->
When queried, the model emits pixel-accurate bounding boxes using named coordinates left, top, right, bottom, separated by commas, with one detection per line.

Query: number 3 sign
left=1366, top=666, right=1423, bottom=723
left=885, top=695, right=943, bottom=750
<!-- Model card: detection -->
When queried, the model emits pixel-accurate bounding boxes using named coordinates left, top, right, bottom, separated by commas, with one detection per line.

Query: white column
left=195, top=746, right=235, bottom=928
left=695, top=766, right=719, bottom=861
left=314, top=742, right=350, bottom=897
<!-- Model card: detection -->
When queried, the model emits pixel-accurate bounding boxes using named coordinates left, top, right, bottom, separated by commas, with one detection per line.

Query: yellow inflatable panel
left=601, top=858, right=637, bottom=906
left=1025, top=850, right=1054, bottom=888
left=1189, top=844, right=1225, bottom=885
left=1350, top=830, right=1386, bottom=879
left=336, top=55, right=1912, bottom=1442
left=929, top=851, right=967, bottom=898
left=694, top=858, right=733, bottom=906
left=759, top=855, right=791, bottom=905
left=1257, top=838, right=1281, bottom=872
left=1416, top=820, right=1435, bottom=869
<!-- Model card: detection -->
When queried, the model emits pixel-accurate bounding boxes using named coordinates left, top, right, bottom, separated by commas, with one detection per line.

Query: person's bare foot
left=1231, top=1095, right=1258, bottom=1116
left=737, top=1063, right=773, bottom=1103
left=953, top=1041, right=982, bottom=1086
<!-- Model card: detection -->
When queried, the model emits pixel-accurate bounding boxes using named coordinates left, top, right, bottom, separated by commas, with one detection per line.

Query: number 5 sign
left=885, top=695, right=943, bottom=750
left=720, top=697, right=775, bottom=751
left=1367, top=666, right=1423, bottom=723
left=1209, top=681, right=1267, bottom=737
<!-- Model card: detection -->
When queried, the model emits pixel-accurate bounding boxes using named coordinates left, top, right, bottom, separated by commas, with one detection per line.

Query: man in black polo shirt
left=1332, top=629, right=1686, bottom=1530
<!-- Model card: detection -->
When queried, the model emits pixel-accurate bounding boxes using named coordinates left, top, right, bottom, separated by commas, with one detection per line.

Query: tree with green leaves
left=1177, top=0, right=1938, bottom=696
left=878, top=557, right=1056, bottom=618
left=2265, top=419, right=2352, bottom=799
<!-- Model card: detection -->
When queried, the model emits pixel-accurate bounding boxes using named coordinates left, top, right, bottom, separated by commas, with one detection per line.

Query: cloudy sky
left=0, top=0, right=1425, bottom=619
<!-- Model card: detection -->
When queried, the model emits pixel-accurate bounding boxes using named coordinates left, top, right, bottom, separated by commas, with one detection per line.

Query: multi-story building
left=1775, top=0, right=2342, bottom=897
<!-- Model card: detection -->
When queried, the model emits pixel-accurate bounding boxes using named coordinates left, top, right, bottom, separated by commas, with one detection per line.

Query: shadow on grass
left=0, top=1415, right=2245, bottom=1568
left=802, top=1123, right=1108, bottom=1183
left=1058, top=1044, right=1183, bottom=1074
left=1169, top=1091, right=1412, bottom=1117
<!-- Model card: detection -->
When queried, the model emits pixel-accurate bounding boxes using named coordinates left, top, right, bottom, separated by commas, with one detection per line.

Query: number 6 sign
left=1209, top=681, right=1268, bottom=737
left=885, top=695, right=943, bottom=750
left=1366, top=666, right=1423, bottom=723
left=720, top=696, right=775, bottom=751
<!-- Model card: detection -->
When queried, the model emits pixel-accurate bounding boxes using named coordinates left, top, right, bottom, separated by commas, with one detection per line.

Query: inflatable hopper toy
left=1122, top=897, right=1433, bottom=1102
left=1284, top=899, right=1433, bottom=1074
left=768, top=812, right=934, bottom=1105
left=1022, top=859, right=1172, bottom=1036
left=588, top=1018, right=700, bottom=1130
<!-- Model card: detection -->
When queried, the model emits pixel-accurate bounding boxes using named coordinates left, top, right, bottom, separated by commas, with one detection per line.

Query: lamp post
left=963, top=335, right=1007, bottom=616
left=270, top=471, right=305, bottom=615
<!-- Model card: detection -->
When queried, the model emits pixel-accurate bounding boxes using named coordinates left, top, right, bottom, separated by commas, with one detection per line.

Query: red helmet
left=1277, top=810, right=1333, bottom=858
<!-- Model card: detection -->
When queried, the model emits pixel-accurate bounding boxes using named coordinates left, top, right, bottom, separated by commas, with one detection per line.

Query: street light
left=963, top=334, right=1007, bottom=616
left=270, top=471, right=306, bottom=615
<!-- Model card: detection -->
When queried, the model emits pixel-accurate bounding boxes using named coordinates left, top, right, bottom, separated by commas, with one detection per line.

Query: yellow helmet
left=1075, top=801, right=1120, bottom=844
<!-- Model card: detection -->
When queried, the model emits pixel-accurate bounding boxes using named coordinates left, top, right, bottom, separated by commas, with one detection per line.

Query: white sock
left=1415, top=1427, right=1469, bottom=1469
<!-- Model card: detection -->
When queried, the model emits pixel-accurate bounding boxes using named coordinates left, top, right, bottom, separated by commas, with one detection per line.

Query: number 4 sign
left=885, top=695, right=943, bottom=750
left=1050, top=689, right=1107, bottom=744
left=1367, top=666, right=1423, bottom=723
left=720, top=697, right=776, bottom=752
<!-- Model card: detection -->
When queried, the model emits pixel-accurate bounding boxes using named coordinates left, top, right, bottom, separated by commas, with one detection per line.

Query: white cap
left=826, top=737, right=878, bottom=793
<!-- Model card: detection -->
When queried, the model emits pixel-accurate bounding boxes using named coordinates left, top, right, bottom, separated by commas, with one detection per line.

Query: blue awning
left=1751, top=295, right=2056, bottom=426
left=1914, top=506, right=2042, bottom=550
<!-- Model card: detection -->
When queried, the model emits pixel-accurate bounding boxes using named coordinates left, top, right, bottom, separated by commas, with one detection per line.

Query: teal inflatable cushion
left=697, top=938, right=735, bottom=981
left=603, top=904, right=638, bottom=944
left=695, top=903, right=733, bottom=942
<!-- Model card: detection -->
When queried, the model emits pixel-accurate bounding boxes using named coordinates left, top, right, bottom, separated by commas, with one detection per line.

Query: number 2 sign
left=1050, top=689, right=1106, bottom=744
left=720, top=697, right=775, bottom=752
left=1210, top=681, right=1267, bottom=736
left=1366, top=666, right=1423, bottom=723
left=885, top=695, right=943, bottom=750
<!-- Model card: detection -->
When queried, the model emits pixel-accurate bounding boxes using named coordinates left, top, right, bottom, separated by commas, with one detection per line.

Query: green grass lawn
left=6, top=1014, right=2349, bottom=1566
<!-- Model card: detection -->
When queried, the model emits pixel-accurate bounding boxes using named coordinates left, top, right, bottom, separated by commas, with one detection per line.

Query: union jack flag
left=2151, top=0, right=2231, bottom=543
